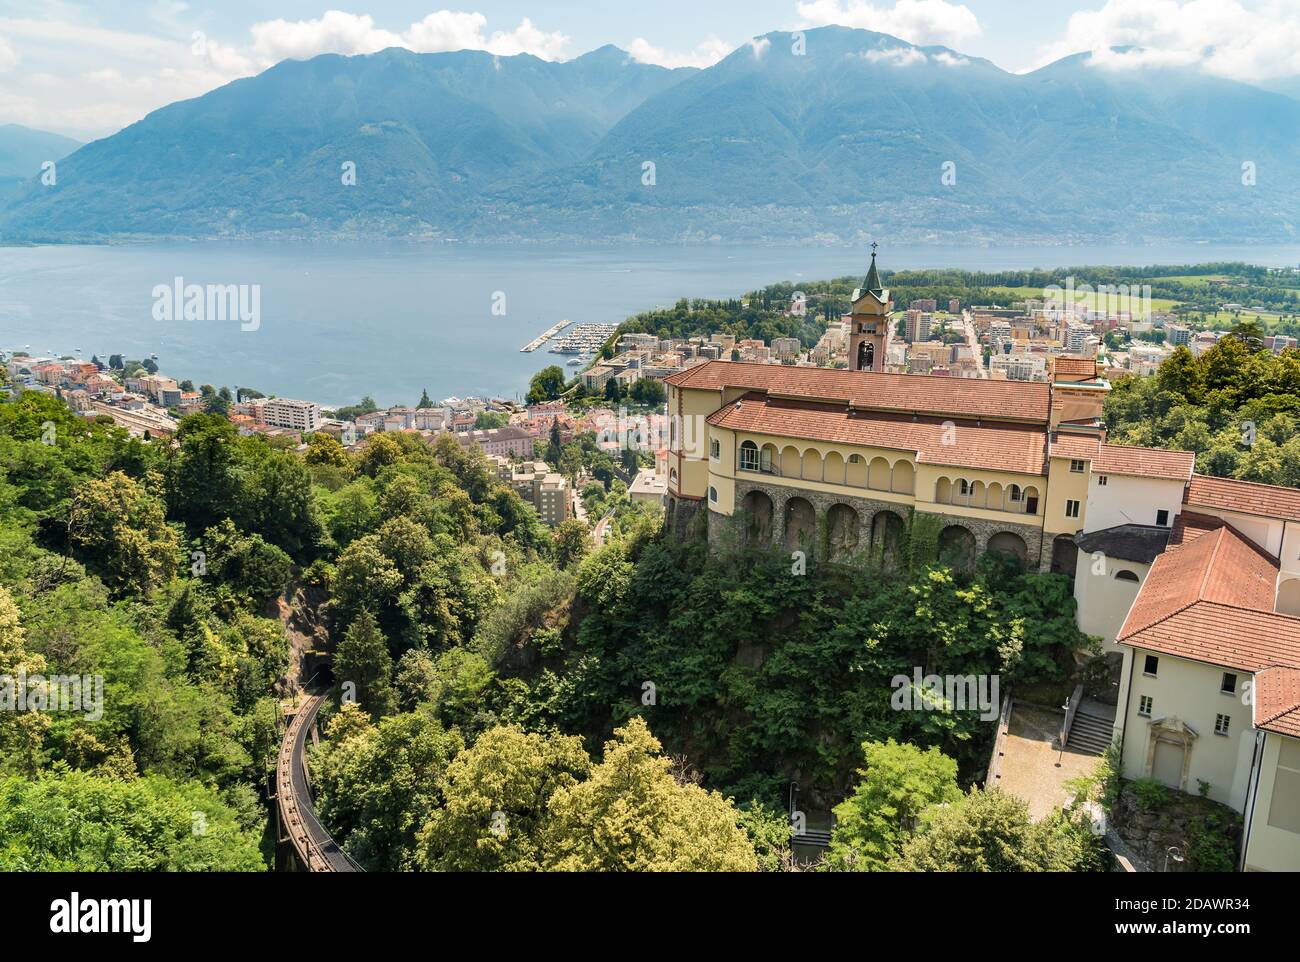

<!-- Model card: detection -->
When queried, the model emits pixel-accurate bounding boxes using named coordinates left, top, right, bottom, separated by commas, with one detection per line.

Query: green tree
left=417, top=725, right=591, bottom=872
left=891, top=788, right=1086, bottom=872
left=333, top=610, right=397, bottom=718
left=825, top=738, right=961, bottom=870
left=542, top=717, right=759, bottom=871
left=552, top=518, right=591, bottom=570
left=201, top=518, right=292, bottom=605
left=314, top=708, right=463, bottom=870
left=67, top=471, right=178, bottom=597
left=0, top=771, right=266, bottom=871
left=527, top=366, right=567, bottom=405
left=304, top=432, right=351, bottom=471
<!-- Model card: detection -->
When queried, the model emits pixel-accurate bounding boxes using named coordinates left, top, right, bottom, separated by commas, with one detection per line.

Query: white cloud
left=749, top=37, right=772, bottom=60
left=796, top=0, right=982, bottom=47
left=627, top=36, right=733, bottom=69
left=863, top=45, right=928, bottom=66
left=250, top=11, right=403, bottom=61
left=0, top=9, right=574, bottom=137
left=251, top=10, right=571, bottom=64
left=1031, top=0, right=1300, bottom=83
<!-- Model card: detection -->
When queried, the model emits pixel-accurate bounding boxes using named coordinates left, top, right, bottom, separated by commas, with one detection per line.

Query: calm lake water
left=3, top=241, right=1299, bottom=408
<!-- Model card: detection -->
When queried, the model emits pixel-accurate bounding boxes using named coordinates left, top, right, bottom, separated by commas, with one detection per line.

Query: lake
left=2, top=240, right=1298, bottom=408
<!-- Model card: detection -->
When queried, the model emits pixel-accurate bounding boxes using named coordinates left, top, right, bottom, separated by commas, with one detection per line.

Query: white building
left=262, top=397, right=322, bottom=433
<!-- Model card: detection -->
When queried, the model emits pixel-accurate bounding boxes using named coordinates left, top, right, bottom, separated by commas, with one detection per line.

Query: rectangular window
left=1156, top=509, right=1170, bottom=527
left=1215, top=713, right=1231, bottom=736
left=709, top=438, right=720, bottom=461
left=1138, top=695, right=1153, bottom=717
left=1143, top=655, right=1159, bottom=677
left=1070, top=459, right=1086, bottom=473
left=1098, top=475, right=1108, bottom=486
left=1065, top=499, right=1081, bottom=519
left=739, top=446, right=759, bottom=472
left=1220, top=673, right=1237, bottom=695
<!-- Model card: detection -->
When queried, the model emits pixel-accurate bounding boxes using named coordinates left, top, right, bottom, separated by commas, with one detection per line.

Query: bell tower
left=848, top=245, right=891, bottom=373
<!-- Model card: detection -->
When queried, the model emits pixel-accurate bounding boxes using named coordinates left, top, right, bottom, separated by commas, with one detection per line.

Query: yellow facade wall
left=1043, top=456, right=1091, bottom=537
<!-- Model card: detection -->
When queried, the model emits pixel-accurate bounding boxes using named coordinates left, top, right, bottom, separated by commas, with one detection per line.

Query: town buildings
left=663, top=261, right=1300, bottom=870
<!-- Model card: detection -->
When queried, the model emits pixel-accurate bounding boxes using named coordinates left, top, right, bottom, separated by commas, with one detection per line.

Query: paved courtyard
left=992, top=703, right=1105, bottom=821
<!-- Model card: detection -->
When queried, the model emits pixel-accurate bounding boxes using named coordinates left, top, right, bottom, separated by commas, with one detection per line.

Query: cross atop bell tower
left=848, top=245, right=891, bottom=372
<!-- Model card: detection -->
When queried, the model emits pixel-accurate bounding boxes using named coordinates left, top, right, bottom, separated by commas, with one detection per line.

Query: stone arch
left=826, top=503, right=862, bottom=562
left=892, top=460, right=915, bottom=495
left=1278, top=578, right=1300, bottom=617
left=784, top=496, right=816, bottom=552
left=824, top=451, right=846, bottom=486
left=1050, top=534, right=1078, bottom=577
left=741, top=489, right=774, bottom=547
left=780, top=445, right=801, bottom=479
left=987, top=482, right=1005, bottom=512
left=987, top=531, right=1028, bottom=564
left=871, top=510, right=907, bottom=571
left=938, top=524, right=977, bottom=571
left=868, top=457, right=892, bottom=492
left=801, top=448, right=825, bottom=483
left=1021, top=484, right=1041, bottom=515
left=846, top=453, right=867, bottom=487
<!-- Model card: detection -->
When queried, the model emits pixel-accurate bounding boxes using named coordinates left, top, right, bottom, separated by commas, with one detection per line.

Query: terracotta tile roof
left=1254, top=667, right=1300, bottom=738
left=1125, top=604, right=1300, bottom=673
left=1094, top=443, right=1195, bottom=481
left=1185, top=473, right=1300, bottom=522
left=1119, top=523, right=1300, bottom=679
left=705, top=393, right=1048, bottom=475
left=665, top=360, right=1050, bottom=423
left=1119, top=525, right=1278, bottom=639
left=1169, top=510, right=1225, bottom=547
left=1052, top=357, right=1098, bottom=377
left=1049, top=434, right=1100, bottom=461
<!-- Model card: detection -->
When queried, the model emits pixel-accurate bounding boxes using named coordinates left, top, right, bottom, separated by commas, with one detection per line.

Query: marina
left=520, top=320, right=571, bottom=353
left=549, top=323, right=619, bottom=355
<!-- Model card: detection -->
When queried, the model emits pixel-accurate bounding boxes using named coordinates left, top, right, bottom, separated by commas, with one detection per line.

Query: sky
left=4, top=0, right=1300, bottom=139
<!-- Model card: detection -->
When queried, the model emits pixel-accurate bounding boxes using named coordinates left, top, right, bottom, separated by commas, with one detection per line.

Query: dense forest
left=0, top=358, right=1112, bottom=871
left=1106, top=338, right=1300, bottom=486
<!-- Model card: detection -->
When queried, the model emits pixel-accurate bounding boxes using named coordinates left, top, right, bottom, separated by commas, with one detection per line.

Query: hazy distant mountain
left=0, top=124, right=82, bottom=203
left=4, top=26, right=1299, bottom=243
left=0, top=45, right=692, bottom=240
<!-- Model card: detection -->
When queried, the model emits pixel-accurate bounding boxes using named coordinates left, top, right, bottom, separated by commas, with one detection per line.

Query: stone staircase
left=1067, top=710, right=1114, bottom=757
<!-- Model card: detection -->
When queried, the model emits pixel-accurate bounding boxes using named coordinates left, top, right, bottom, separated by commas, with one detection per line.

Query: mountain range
left=3, top=26, right=1298, bottom=244
left=0, top=124, right=81, bottom=203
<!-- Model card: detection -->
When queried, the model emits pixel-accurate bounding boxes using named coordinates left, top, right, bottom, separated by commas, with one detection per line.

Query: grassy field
left=980, top=286, right=1180, bottom=318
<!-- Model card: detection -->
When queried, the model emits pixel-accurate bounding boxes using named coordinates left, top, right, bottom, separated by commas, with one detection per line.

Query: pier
left=521, top=320, right=570, bottom=353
